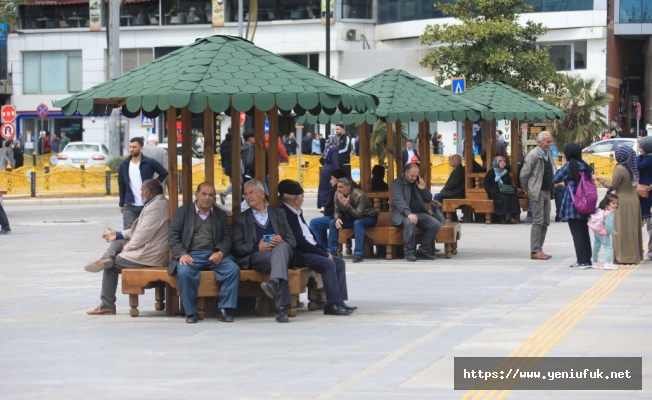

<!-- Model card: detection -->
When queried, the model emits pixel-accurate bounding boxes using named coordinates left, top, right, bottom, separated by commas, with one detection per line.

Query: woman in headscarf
left=317, top=134, right=341, bottom=208
left=483, top=155, right=521, bottom=224
left=596, top=145, right=643, bottom=264
left=553, top=143, right=593, bottom=267
left=637, top=137, right=652, bottom=260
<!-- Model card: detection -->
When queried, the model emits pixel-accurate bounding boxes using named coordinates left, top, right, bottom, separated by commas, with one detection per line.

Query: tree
left=370, top=122, right=408, bottom=170
left=544, top=74, right=612, bottom=150
left=0, top=1, right=23, bottom=34
left=420, top=0, right=559, bottom=97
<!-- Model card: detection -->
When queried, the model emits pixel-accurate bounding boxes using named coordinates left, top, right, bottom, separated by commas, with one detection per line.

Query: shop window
left=23, top=51, right=82, bottom=94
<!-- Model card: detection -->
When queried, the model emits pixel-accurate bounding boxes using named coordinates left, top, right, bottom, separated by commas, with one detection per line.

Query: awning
left=24, top=0, right=88, bottom=5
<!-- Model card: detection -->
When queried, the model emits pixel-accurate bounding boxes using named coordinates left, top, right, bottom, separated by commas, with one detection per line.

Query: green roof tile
left=54, top=35, right=376, bottom=117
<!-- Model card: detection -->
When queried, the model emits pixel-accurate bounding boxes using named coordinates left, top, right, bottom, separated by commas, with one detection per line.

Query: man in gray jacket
left=391, top=163, right=439, bottom=262
left=0, top=139, right=15, bottom=171
left=142, top=134, right=168, bottom=184
left=519, top=131, right=557, bottom=260
left=85, top=179, right=169, bottom=315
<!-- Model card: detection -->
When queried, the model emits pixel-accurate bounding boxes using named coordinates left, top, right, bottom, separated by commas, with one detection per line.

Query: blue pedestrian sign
left=451, top=76, right=466, bottom=94
left=264, top=120, right=269, bottom=134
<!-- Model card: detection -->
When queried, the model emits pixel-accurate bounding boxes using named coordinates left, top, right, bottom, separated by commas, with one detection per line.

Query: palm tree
left=544, top=74, right=613, bottom=150
left=370, top=122, right=408, bottom=169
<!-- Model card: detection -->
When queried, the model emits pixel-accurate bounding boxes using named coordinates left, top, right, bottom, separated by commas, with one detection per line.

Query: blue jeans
left=592, top=233, right=613, bottom=263
left=309, top=216, right=332, bottom=248
left=222, top=175, right=233, bottom=196
left=433, top=193, right=444, bottom=203
left=177, top=250, right=240, bottom=316
left=327, top=216, right=378, bottom=256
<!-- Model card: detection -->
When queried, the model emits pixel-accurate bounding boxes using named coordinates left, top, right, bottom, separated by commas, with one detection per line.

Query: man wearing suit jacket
left=232, top=179, right=297, bottom=323
left=402, top=140, right=419, bottom=166
left=279, top=180, right=356, bottom=316
left=85, top=180, right=169, bottom=315
left=168, top=182, right=240, bottom=324
left=433, top=155, right=464, bottom=205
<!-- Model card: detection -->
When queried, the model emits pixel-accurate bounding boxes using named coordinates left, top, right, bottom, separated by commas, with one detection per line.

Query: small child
left=588, top=192, right=619, bottom=270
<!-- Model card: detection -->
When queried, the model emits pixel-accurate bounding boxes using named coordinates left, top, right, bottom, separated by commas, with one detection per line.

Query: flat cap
left=278, top=179, right=304, bottom=196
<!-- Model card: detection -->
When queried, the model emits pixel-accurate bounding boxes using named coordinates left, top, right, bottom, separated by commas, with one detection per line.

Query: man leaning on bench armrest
left=391, top=163, right=441, bottom=262
left=85, top=179, right=170, bottom=315
left=232, top=179, right=297, bottom=323
left=168, top=182, right=241, bottom=324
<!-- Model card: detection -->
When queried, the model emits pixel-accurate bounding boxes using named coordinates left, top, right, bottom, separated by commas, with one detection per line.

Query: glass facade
left=225, top=0, right=371, bottom=22
left=619, top=0, right=651, bottom=23
left=378, top=0, right=593, bottom=25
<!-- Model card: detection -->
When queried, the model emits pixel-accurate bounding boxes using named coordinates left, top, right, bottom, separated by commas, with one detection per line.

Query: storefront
left=16, top=113, right=84, bottom=155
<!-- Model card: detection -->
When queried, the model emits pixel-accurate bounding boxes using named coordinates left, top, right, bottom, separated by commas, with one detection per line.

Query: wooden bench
left=336, top=193, right=461, bottom=259
left=122, top=267, right=315, bottom=320
left=443, top=195, right=529, bottom=224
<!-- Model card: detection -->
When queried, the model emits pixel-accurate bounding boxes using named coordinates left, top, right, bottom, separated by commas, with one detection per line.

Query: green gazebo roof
left=460, top=81, right=564, bottom=120
left=296, top=69, right=490, bottom=124
left=54, top=35, right=377, bottom=118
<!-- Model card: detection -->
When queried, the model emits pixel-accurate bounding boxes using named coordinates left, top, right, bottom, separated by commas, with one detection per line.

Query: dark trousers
left=248, top=242, right=293, bottom=308
left=177, top=250, right=240, bottom=316
left=303, top=253, right=348, bottom=305
left=401, top=212, right=441, bottom=253
left=554, top=184, right=565, bottom=220
left=100, top=240, right=150, bottom=309
left=341, top=164, right=352, bottom=180
left=123, top=204, right=144, bottom=229
left=0, top=202, right=10, bottom=231
left=567, top=219, right=592, bottom=264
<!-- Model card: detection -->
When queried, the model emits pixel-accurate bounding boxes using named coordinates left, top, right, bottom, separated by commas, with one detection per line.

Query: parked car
left=157, top=143, right=203, bottom=166
left=57, top=142, right=110, bottom=167
left=582, top=138, right=638, bottom=157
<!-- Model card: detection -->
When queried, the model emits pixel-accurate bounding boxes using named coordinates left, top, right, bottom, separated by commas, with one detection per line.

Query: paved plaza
left=0, top=193, right=650, bottom=399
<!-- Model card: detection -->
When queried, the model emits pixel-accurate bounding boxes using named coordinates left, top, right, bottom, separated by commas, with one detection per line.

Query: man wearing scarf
left=520, top=131, right=557, bottom=260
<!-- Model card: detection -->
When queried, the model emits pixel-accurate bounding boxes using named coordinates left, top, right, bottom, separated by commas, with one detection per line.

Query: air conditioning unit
left=343, top=29, right=360, bottom=41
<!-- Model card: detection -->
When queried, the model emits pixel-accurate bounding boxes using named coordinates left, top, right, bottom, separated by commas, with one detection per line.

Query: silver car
left=57, top=142, right=110, bottom=167
left=582, top=138, right=638, bottom=157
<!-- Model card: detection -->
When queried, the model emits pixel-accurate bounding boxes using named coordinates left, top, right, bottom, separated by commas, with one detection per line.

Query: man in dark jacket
left=284, top=132, right=298, bottom=155
left=402, top=140, right=419, bottom=166
left=279, top=180, right=355, bottom=316
left=168, top=182, right=240, bottom=323
left=241, top=130, right=255, bottom=183
left=118, top=137, right=168, bottom=229
left=433, top=154, right=465, bottom=203
left=335, top=124, right=352, bottom=178
left=13, top=141, right=24, bottom=169
left=309, top=169, right=347, bottom=248
left=391, top=163, right=440, bottom=262
left=301, top=132, right=313, bottom=155
left=232, top=179, right=297, bottom=323
left=219, top=132, right=233, bottom=205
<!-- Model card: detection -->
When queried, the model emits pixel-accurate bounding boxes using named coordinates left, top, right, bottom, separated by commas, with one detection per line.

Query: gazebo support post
left=491, top=118, right=498, bottom=161
left=268, top=107, right=279, bottom=207
left=510, top=119, right=520, bottom=186
left=203, top=110, right=215, bottom=185
left=358, top=121, right=371, bottom=192
left=386, top=122, right=395, bottom=203
left=418, top=120, right=430, bottom=187
left=395, top=120, right=403, bottom=168
left=463, top=120, right=473, bottom=195
left=181, top=107, right=193, bottom=205
left=483, top=119, right=492, bottom=171
left=254, top=109, right=266, bottom=186
left=166, top=107, right=179, bottom=219
left=230, top=107, right=242, bottom=215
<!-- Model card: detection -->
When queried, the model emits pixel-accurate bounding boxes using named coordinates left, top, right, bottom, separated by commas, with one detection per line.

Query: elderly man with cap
left=309, top=169, right=347, bottom=248
left=279, top=179, right=356, bottom=316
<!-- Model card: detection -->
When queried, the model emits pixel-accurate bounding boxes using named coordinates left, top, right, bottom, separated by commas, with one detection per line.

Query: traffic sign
left=451, top=76, right=466, bottom=94
left=36, top=103, right=49, bottom=118
left=1, top=105, right=16, bottom=123
left=1, top=122, right=16, bottom=140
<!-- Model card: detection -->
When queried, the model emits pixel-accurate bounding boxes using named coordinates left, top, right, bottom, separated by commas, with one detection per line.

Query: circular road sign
left=1, top=122, right=16, bottom=140
left=36, top=103, right=49, bottom=118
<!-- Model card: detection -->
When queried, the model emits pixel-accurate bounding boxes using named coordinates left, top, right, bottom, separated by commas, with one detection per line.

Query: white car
left=57, top=142, right=110, bottom=167
left=157, top=143, right=203, bottom=166
left=582, top=138, right=638, bottom=157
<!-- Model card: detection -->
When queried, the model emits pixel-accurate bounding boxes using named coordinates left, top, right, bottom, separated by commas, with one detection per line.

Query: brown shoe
left=531, top=251, right=550, bottom=260
left=84, top=258, right=113, bottom=273
left=87, top=305, right=116, bottom=315
left=541, top=251, right=552, bottom=259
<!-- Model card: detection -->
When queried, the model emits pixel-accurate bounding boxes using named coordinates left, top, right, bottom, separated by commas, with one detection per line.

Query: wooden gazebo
left=54, top=35, right=378, bottom=217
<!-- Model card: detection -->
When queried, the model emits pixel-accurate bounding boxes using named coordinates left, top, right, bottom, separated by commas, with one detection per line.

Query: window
left=121, top=49, right=154, bottom=73
left=23, top=51, right=82, bottom=94
left=538, top=41, right=587, bottom=71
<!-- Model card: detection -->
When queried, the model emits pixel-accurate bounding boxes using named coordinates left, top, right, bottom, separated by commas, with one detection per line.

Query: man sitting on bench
left=279, top=179, right=356, bottom=316
left=391, top=163, right=440, bottom=262
left=309, top=169, right=347, bottom=248
left=85, top=179, right=169, bottom=315
left=328, top=177, right=379, bottom=263
left=168, top=182, right=240, bottom=324
left=232, top=179, right=297, bottom=323
left=432, top=155, right=464, bottom=221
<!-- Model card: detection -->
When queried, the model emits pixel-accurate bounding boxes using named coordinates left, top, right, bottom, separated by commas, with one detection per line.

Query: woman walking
left=553, top=143, right=594, bottom=267
left=317, top=135, right=340, bottom=209
left=596, top=145, right=643, bottom=264
left=637, top=136, right=652, bottom=260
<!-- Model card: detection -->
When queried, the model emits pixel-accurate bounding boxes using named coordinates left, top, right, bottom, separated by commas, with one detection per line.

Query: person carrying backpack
left=588, top=192, right=619, bottom=270
left=553, top=143, right=596, bottom=268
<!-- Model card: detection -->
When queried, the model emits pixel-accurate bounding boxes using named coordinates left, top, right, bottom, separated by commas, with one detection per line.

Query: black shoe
left=219, top=193, right=226, bottom=206
left=416, top=248, right=436, bottom=260
left=569, top=263, right=589, bottom=269
left=324, top=303, right=352, bottom=316
left=405, top=251, right=417, bottom=262
left=339, top=301, right=357, bottom=311
left=260, top=280, right=279, bottom=299
left=0, top=229, right=11, bottom=235
left=434, top=248, right=441, bottom=253
left=218, top=308, right=233, bottom=322
left=275, top=306, right=289, bottom=323
left=297, top=301, right=305, bottom=308
left=186, top=314, right=198, bottom=323
left=555, top=217, right=561, bottom=222
left=352, top=255, right=363, bottom=263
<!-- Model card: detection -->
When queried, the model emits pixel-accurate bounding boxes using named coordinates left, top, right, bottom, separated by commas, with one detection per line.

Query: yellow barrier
left=0, top=154, right=621, bottom=196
